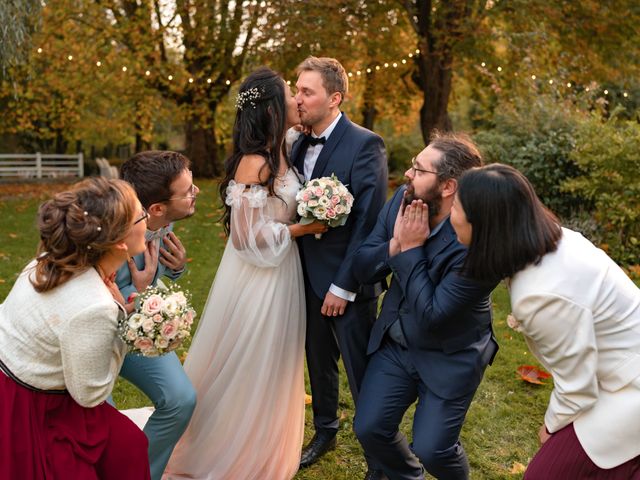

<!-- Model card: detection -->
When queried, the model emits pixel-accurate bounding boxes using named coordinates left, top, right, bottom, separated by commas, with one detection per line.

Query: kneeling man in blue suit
left=353, top=133, right=499, bottom=480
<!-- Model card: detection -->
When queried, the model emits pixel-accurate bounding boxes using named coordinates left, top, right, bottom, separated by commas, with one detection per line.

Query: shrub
left=473, top=94, right=588, bottom=218
left=562, top=114, right=640, bottom=265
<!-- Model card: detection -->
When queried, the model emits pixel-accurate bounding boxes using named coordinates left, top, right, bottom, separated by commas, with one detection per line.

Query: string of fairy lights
left=33, top=45, right=634, bottom=100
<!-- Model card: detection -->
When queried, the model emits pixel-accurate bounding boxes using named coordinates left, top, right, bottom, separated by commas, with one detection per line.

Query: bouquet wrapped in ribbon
left=296, top=174, right=354, bottom=239
left=119, top=280, right=196, bottom=357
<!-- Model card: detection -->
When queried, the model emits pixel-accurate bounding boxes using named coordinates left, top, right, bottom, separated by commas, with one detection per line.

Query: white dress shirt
left=302, top=112, right=355, bottom=302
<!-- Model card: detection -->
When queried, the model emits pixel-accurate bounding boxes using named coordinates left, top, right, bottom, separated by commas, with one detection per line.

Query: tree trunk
left=361, top=66, right=378, bottom=131
left=416, top=52, right=453, bottom=144
left=185, top=114, right=220, bottom=178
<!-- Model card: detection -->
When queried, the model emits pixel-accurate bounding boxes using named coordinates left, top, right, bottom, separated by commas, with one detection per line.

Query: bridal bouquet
left=296, top=174, right=354, bottom=238
left=119, top=281, right=196, bottom=357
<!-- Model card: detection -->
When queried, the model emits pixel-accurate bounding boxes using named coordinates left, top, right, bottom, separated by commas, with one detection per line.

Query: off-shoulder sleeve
left=226, top=181, right=292, bottom=268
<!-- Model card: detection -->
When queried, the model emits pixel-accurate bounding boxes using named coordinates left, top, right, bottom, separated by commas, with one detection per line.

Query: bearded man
left=351, top=132, right=499, bottom=480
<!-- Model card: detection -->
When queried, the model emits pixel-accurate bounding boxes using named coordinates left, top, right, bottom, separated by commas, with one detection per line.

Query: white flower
left=506, top=314, right=523, bottom=332
left=319, top=196, right=330, bottom=207
left=167, top=292, right=187, bottom=308
left=163, top=297, right=180, bottom=316
left=155, top=337, right=169, bottom=349
left=297, top=203, right=307, bottom=216
left=308, top=199, right=319, bottom=207
left=127, top=313, right=144, bottom=329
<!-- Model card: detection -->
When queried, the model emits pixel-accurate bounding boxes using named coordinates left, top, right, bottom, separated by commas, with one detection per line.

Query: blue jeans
left=119, top=351, right=196, bottom=480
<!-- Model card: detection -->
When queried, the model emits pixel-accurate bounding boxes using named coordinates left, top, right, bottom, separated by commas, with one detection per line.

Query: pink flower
left=314, top=187, right=324, bottom=196
left=326, top=208, right=337, bottom=219
left=302, top=192, right=310, bottom=202
left=134, top=337, right=154, bottom=351
left=153, top=313, right=163, bottom=323
left=331, top=195, right=340, bottom=205
left=141, top=318, right=155, bottom=333
left=142, top=294, right=164, bottom=316
left=161, top=319, right=179, bottom=340
left=181, top=310, right=194, bottom=327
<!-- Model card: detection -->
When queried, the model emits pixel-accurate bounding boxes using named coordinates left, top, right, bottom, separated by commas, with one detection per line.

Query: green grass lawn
left=0, top=179, right=554, bottom=479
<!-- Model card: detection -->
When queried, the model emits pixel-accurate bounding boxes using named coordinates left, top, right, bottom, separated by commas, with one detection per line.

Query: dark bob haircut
left=458, top=163, right=562, bottom=282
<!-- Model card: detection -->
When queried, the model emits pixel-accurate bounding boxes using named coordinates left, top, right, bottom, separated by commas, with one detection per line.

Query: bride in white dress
left=164, top=67, right=326, bottom=480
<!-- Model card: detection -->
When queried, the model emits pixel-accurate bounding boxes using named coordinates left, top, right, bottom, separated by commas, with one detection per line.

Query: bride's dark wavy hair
left=219, top=66, right=290, bottom=234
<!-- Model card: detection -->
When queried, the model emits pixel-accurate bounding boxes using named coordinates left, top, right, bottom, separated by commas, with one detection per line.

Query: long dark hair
left=219, top=67, right=290, bottom=234
left=458, top=163, right=562, bottom=282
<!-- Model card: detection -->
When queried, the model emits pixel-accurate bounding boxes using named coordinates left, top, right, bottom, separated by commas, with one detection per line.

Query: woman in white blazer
left=0, top=177, right=151, bottom=479
left=450, top=163, right=640, bottom=479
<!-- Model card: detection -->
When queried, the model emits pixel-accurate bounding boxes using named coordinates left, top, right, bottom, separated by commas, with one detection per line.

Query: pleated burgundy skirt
left=525, top=424, right=640, bottom=479
left=0, top=371, right=150, bottom=479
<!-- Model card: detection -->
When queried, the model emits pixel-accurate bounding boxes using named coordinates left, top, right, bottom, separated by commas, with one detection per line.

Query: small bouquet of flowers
left=296, top=174, right=354, bottom=239
left=119, top=281, right=196, bottom=357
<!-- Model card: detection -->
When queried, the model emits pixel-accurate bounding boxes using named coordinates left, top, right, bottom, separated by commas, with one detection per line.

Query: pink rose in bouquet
left=296, top=174, right=354, bottom=239
left=119, top=281, right=196, bottom=357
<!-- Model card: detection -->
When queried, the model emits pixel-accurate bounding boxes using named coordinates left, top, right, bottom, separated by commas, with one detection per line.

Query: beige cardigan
left=0, top=261, right=127, bottom=407
left=510, top=228, right=640, bottom=468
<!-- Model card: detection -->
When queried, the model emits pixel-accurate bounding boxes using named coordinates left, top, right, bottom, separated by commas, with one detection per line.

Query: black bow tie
left=307, top=136, right=326, bottom=146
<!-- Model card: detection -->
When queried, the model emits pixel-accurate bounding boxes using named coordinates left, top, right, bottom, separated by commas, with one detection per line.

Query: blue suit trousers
left=119, top=351, right=196, bottom=480
left=354, top=339, right=477, bottom=480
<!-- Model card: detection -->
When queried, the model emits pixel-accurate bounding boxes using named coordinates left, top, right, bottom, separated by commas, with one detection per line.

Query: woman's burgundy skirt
left=0, top=371, right=150, bottom=479
left=525, top=424, right=640, bottom=479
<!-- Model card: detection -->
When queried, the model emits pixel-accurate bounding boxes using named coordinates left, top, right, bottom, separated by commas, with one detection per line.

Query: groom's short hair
left=121, top=150, right=190, bottom=208
left=297, top=56, right=348, bottom=105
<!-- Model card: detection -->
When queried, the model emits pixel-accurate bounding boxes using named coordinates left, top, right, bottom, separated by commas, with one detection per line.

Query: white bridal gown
left=164, top=169, right=305, bottom=480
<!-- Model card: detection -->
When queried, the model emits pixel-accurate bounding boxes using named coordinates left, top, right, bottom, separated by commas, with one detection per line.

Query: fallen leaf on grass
left=517, top=365, right=551, bottom=385
left=8, top=233, right=18, bottom=239
left=509, top=461, right=527, bottom=474
left=305, top=394, right=312, bottom=405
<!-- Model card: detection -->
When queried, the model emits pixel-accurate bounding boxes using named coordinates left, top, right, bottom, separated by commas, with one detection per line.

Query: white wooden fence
left=0, top=153, right=84, bottom=179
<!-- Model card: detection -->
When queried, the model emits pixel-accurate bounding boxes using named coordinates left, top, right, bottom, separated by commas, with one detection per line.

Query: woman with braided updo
left=0, top=177, right=151, bottom=479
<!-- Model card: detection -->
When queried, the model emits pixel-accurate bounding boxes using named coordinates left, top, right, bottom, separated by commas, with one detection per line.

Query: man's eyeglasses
left=134, top=208, right=149, bottom=225
left=410, top=157, right=440, bottom=176
left=167, top=183, right=198, bottom=201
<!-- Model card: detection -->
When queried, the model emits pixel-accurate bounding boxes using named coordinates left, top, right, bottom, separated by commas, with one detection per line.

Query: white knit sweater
left=0, top=261, right=127, bottom=407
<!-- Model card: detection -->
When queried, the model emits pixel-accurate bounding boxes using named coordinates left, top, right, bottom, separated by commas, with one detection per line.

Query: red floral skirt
left=0, top=371, right=150, bottom=479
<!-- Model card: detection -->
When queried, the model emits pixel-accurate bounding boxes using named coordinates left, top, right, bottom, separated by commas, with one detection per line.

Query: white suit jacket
left=509, top=228, right=640, bottom=468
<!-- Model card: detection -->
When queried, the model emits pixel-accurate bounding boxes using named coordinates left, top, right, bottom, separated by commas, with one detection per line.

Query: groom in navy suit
left=353, top=133, right=499, bottom=480
left=292, top=56, right=388, bottom=479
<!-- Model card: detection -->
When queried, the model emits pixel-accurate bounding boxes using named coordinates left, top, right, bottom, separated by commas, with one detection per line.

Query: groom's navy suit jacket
left=354, top=188, right=499, bottom=399
left=292, top=113, right=388, bottom=300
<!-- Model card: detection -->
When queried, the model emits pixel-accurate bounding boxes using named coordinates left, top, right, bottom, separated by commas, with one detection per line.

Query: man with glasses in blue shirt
left=115, top=150, right=199, bottom=480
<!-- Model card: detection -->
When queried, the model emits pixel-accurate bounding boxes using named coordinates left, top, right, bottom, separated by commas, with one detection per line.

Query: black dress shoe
left=299, top=432, right=337, bottom=468
left=364, top=469, right=389, bottom=480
